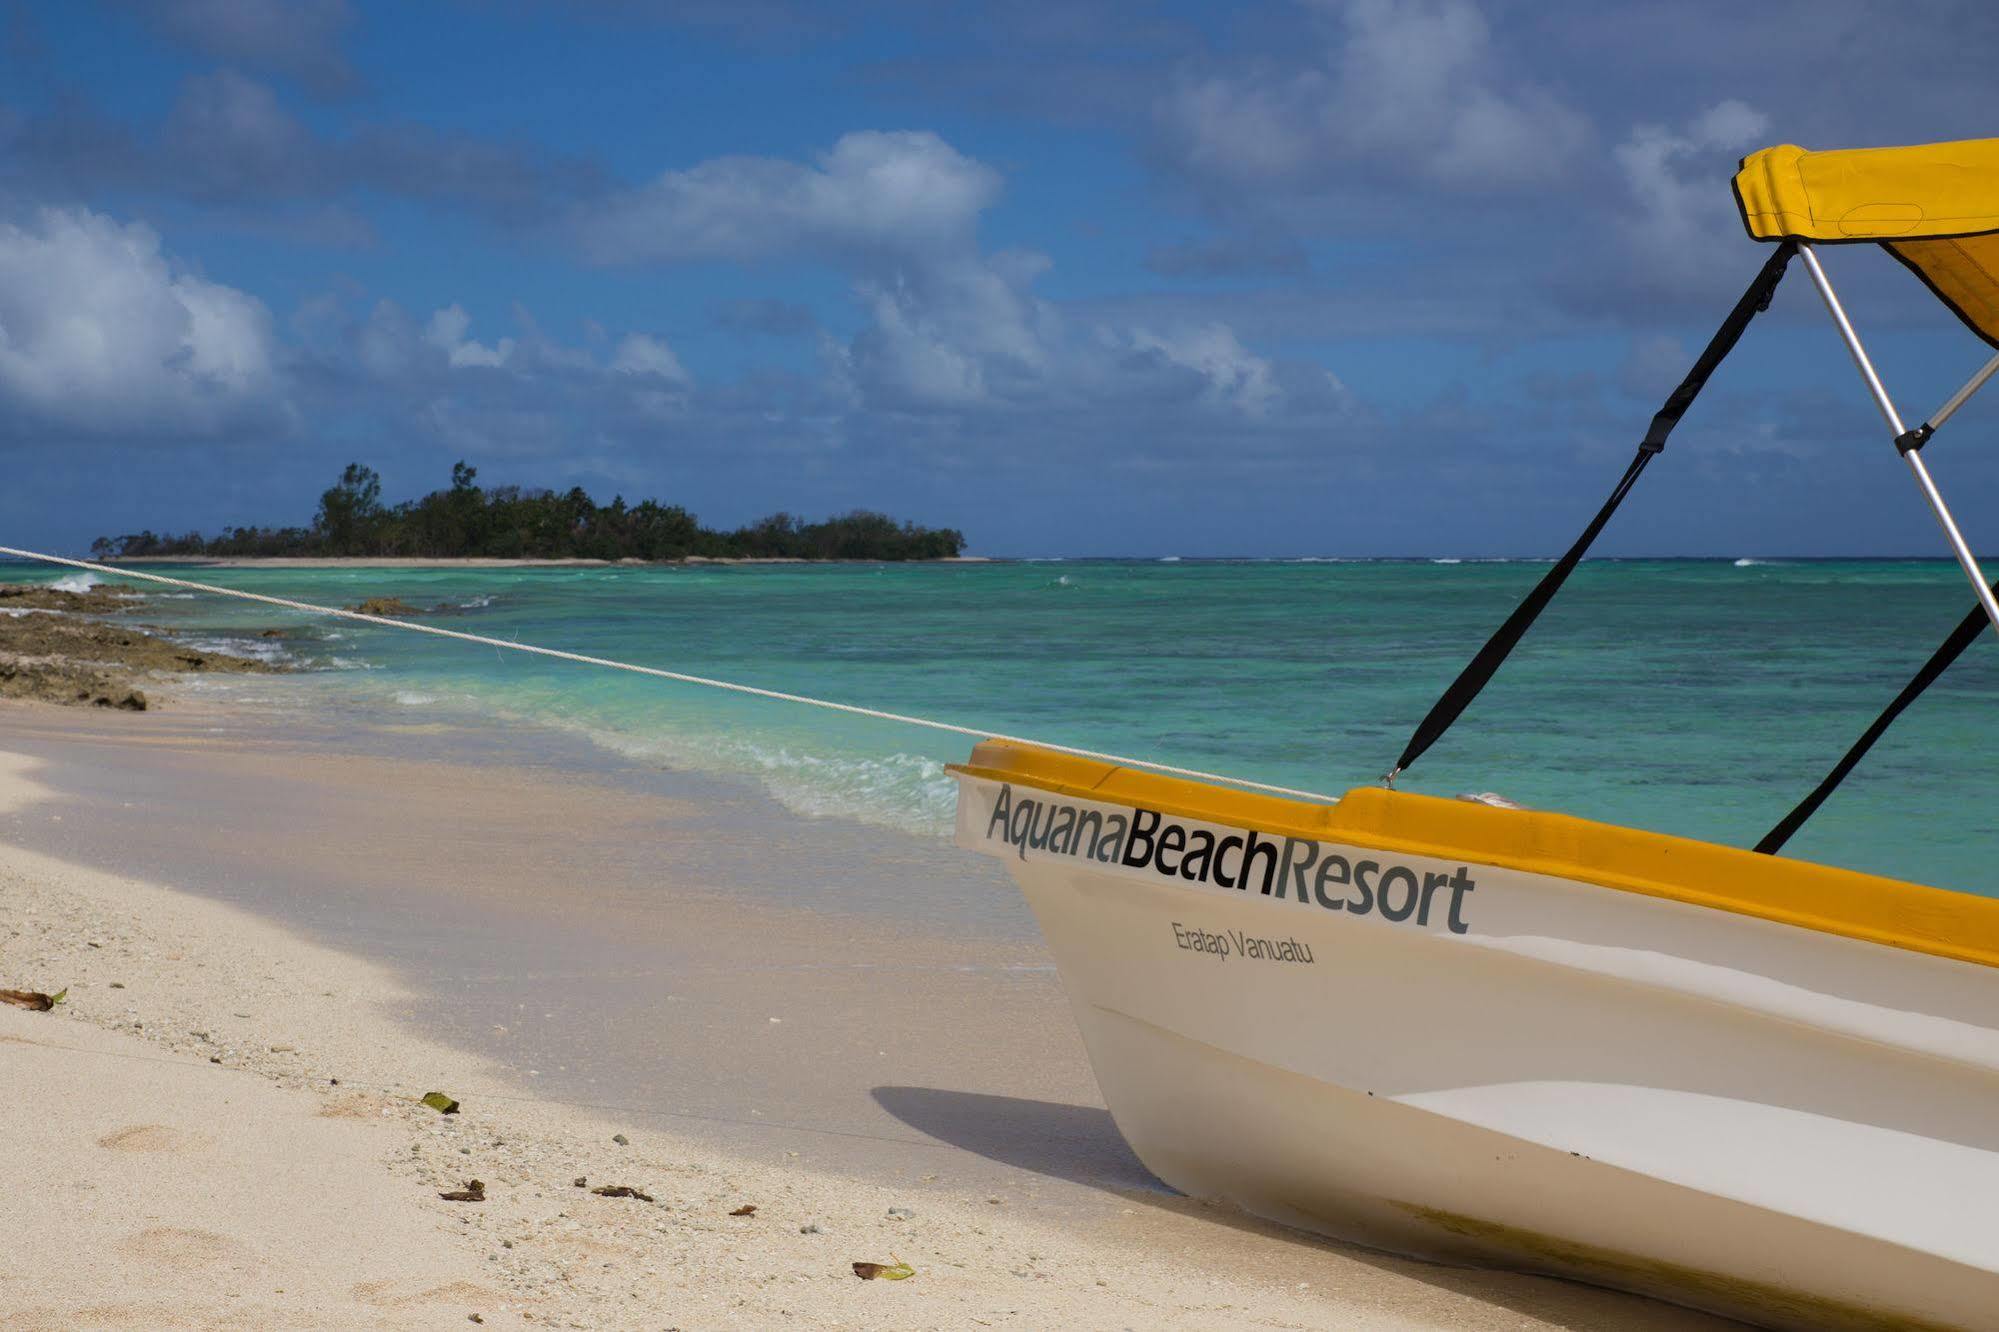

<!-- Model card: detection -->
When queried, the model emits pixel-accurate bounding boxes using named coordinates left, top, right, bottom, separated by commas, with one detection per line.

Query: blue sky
left=4, top=0, right=1999, bottom=556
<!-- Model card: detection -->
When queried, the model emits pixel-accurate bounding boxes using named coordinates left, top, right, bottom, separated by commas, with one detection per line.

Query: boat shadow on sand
left=872, top=1086, right=1736, bottom=1331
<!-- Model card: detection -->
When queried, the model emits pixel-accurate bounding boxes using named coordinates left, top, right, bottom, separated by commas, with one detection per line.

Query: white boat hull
left=954, top=767, right=1999, bottom=1330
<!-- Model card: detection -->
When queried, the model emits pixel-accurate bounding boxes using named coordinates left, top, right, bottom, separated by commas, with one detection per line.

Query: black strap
left=1756, top=583, right=1997, bottom=855
left=1387, top=241, right=1797, bottom=782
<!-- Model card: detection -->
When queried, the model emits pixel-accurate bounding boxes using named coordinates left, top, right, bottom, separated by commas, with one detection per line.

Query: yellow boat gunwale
left=950, top=740, right=1999, bottom=972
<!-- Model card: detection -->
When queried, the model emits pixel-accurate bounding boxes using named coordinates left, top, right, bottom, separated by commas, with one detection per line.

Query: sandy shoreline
left=0, top=701, right=1725, bottom=1329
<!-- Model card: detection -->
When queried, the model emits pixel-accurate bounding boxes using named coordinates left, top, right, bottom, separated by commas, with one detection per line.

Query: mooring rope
left=0, top=546, right=1341, bottom=804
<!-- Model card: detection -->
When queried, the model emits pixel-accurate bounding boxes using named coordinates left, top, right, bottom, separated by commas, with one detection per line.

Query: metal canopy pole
left=1926, top=349, right=1999, bottom=435
left=1797, top=243, right=1999, bottom=644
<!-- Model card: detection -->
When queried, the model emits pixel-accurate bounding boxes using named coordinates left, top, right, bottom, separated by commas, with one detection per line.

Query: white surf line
left=0, top=546, right=1342, bottom=804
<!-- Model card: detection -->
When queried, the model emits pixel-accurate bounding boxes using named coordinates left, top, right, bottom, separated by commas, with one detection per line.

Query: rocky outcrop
left=0, top=660, right=148, bottom=710
left=0, top=582, right=283, bottom=712
left=0, top=583, right=142, bottom=613
left=345, top=597, right=421, bottom=616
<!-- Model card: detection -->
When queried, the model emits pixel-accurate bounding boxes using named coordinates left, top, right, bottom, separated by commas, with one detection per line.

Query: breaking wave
left=320, top=669, right=962, bottom=838
left=553, top=713, right=957, bottom=837
left=179, top=634, right=292, bottom=665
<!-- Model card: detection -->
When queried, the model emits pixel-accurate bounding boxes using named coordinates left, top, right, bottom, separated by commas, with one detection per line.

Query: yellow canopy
left=1735, top=138, right=1999, bottom=347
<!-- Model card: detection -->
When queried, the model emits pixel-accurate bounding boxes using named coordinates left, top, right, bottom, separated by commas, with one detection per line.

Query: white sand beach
left=0, top=704, right=1727, bottom=1330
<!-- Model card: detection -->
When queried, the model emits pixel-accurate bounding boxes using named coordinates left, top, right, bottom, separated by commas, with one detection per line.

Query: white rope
left=0, top=546, right=1341, bottom=804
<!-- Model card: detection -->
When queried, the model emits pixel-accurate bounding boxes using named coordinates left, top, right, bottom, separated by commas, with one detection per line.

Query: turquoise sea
left=15, top=558, right=1999, bottom=894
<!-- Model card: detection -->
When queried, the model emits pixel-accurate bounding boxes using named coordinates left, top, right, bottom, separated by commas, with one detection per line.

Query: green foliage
left=94, top=463, right=967, bottom=562
left=318, top=463, right=384, bottom=552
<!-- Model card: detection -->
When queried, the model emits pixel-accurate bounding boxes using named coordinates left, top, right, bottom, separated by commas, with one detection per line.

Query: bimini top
left=1735, top=138, right=1999, bottom=347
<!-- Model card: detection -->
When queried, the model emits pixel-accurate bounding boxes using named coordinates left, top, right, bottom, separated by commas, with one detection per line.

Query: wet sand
left=0, top=698, right=1730, bottom=1328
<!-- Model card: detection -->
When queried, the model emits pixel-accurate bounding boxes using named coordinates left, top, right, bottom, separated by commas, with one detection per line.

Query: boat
left=10, top=131, right=1999, bottom=1332
left=952, top=138, right=1999, bottom=1331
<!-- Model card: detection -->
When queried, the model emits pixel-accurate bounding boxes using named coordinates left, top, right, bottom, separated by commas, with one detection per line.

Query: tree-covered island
left=92, top=463, right=968, bottom=562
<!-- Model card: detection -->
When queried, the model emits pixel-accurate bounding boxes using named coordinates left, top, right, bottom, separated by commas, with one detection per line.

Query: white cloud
left=315, top=290, right=703, bottom=448
left=572, top=130, right=1330, bottom=425
left=1158, top=0, right=1590, bottom=196
left=610, top=333, right=690, bottom=384
left=1615, top=98, right=1770, bottom=274
left=848, top=279, right=992, bottom=407
left=0, top=206, right=287, bottom=438
left=425, top=304, right=515, bottom=368
left=582, top=131, right=1078, bottom=411
left=575, top=130, right=1002, bottom=264
left=844, top=253, right=1061, bottom=408
left=573, top=131, right=1099, bottom=415
left=1130, top=324, right=1281, bottom=417
left=344, top=295, right=691, bottom=391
